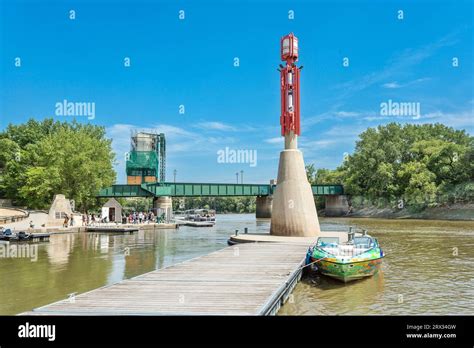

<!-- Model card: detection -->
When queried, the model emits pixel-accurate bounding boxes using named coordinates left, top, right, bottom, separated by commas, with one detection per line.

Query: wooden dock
left=86, top=227, right=139, bottom=233
left=24, top=242, right=311, bottom=315
left=29, top=233, right=51, bottom=242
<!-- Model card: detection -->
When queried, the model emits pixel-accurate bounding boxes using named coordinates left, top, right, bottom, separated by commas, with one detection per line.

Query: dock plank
left=24, top=242, right=311, bottom=315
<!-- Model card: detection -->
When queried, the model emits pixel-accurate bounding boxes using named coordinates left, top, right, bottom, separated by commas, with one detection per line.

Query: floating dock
left=29, top=233, right=51, bottom=242
left=86, top=227, right=139, bottom=233
left=175, top=220, right=215, bottom=227
left=23, top=242, right=311, bottom=315
left=0, top=233, right=51, bottom=243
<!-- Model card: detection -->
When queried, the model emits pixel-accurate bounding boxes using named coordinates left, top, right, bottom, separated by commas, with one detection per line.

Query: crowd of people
left=126, top=211, right=157, bottom=224
left=76, top=211, right=166, bottom=226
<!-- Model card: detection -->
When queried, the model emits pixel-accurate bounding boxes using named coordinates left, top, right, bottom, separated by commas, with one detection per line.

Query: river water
left=0, top=214, right=472, bottom=315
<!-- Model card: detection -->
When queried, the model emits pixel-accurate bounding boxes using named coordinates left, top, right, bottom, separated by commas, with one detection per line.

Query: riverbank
left=334, top=203, right=474, bottom=221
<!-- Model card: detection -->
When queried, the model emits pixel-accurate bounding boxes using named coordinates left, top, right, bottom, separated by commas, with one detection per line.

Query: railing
left=0, top=208, right=30, bottom=224
left=145, top=182, right=271, bottom=197
left=98, top=182, right=344, bottom=198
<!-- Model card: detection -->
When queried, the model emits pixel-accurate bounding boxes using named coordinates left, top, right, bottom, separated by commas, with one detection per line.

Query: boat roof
left=316, top=231, right=373, bottom=244
left=184, top=209, right=215, bottom=213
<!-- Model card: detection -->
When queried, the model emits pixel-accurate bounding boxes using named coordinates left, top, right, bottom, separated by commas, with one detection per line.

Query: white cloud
left=265, top=137, right=284, bottom=144
left=382, top=82, right=402, bottom=89
left=414, top=110, right=474, bottom=129
left=106, top=123, right=227, bottom=183
left=153, top=124, right=200, bottom=139
left=334, top=111, right=360, bottom=117
left=335, top=33, right=457, bottom=97
left=195, top=121, right=237, bottom=131
left=106, top=124, right=135, bottom=184
left=304, top=110, right=361, bottom=128
left=382, top=78, right=431, bottom=89
left=301, top=139, right=339, bottom=148
left=324, top=124, right=366, bottom=137
left=362, top=109, right=472, bottom=126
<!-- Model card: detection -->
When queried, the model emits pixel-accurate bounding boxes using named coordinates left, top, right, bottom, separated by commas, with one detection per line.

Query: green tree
left=306, top=123, right=473, bottom=209
left=397, top=161, right=437, bottom=205
left=0, top=119, right=116, bottom=211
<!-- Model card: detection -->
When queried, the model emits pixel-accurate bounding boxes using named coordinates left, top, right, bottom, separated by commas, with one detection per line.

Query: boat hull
left=313, top=257, right=383, bottom=283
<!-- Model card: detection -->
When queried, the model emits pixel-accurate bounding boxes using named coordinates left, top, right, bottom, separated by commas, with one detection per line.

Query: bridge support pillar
left=270, top=149, right=320, bottom=237
left=325, top=195, right=349, bottom=217
left=153, top=196, right=173, bottom=223
left=256, top=195, right=273, bottom=218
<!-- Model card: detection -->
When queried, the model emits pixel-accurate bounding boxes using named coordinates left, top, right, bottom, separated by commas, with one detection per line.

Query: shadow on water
left=279, top=217, right=474, bottom=315
left=0, top=214, right=257, bottom=315
left=1, top=214, right=472, bottom=315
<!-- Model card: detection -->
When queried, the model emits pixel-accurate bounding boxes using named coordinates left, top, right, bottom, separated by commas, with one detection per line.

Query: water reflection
left=1, top=215, right=472, bottom=315
left=0, top=215, right=255, bottom=314
left=46, top=233, right=75, bottom=269
left=279, top=218, right=474, bottom=315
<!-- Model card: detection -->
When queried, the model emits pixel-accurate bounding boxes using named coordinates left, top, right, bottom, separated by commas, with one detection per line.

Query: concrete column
left=270, top=149, right=321, bottom=237
left=284, top=131, right=297, bottom=150
left=153, top=196, right=173, bottom=223
left=47, top=194, right=73, bottom=227
left=256, top=195, right=273, bottom=218
left=325, top=195, right=349, bottom=217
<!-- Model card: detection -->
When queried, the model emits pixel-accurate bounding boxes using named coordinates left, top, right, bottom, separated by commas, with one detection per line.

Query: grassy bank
left=339, top=203, right=474, bottom=221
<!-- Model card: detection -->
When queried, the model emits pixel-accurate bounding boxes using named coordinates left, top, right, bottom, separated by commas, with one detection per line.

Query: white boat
left=174, top=209, right=216, bottom=227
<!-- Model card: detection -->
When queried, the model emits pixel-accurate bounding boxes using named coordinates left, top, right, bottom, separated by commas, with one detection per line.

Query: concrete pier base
left=256, top=196, right=273, bottom=218
left=325, top=195, right=349, bottom=216
left=153, top=196, right=173, bottom=223
left=270, top=149, right=321, bottom=237
left=47, top=194, right=73, bottom=227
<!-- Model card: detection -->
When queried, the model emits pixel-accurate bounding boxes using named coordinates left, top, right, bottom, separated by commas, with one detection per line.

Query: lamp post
left=173, top=169, right=177, bottom=183
left=236, top=172, right=239, bottom=184
left=240, top=170, right=244, bottom=184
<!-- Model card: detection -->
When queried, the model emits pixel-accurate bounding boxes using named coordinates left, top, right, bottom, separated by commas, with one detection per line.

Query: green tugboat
left=306, top=228, right=384, bottom=283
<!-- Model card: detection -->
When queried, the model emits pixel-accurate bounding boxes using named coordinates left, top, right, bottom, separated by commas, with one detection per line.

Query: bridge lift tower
left=126, top=130, right=166, bottom=185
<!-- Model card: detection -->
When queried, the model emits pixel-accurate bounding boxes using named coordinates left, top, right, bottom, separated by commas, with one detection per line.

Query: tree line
left=0, top=118, right=116, bottom=211
left=1, top=119, right=471, bottom=213
left=306, top=123, right=473, bottom=209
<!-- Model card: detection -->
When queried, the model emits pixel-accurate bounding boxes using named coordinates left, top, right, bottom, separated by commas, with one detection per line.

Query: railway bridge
left=97, top=182, right=348, bottom=218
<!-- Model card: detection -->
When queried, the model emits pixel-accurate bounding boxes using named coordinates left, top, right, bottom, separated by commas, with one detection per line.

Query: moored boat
left=0, top=228, right=14, bottom=241
left=173, top=209, right=216, bottom=227
left=0, top=229, right=32, bottom=242
left=307, top=229, right=384, bottom=283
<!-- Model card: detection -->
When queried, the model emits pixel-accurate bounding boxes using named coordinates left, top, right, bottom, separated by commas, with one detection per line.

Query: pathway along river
left=0, top=214, right=472, bottom=315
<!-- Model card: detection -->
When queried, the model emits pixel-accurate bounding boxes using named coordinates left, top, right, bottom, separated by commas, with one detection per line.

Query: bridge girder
left=97, top=182, right=344, bottom=198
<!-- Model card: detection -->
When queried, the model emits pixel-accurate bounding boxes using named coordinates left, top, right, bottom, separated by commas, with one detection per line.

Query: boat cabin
left=316, top=235, right=378, bottom=257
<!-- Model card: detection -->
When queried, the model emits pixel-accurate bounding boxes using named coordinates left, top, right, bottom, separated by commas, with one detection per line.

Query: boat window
left=354, top=237, right=373, bottom=249
left=317, top=237, right=339, bottom=247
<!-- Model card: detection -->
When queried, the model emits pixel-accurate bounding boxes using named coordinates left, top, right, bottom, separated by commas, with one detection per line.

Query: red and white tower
left=279, top=33, right=301, bottom=149
left=270, top=33, right=321, bottom=237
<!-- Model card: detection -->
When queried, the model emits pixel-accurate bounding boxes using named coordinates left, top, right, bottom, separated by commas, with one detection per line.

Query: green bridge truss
left=98, top=182, right=344, bottom=198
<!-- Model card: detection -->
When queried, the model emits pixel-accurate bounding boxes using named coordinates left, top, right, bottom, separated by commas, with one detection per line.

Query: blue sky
left=1, top=0, right=472, bottom=184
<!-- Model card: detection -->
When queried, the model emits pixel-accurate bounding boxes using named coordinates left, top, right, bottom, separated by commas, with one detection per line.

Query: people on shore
left=83, top=210, right=159, bottom=226
left=126, top=211, right=158, bottom=224
left=63, top=215, right=69, bottom=228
